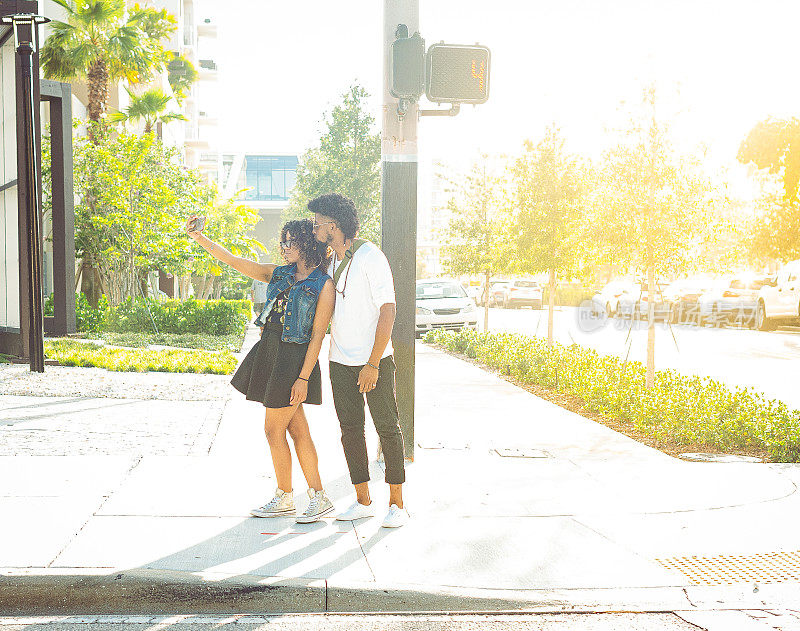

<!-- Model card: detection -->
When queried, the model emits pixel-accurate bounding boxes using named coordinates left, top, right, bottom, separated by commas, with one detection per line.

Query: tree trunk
left=87, top=59, right=109, bottom=141
left=80, top=258, right=103, bottom=308
left=181, top=275, right=191, bottom=300
left=212, top=276, right=223, bottom=300
left=483, top=269, right=490, bottom=332
left=547, top=268, right=556, bottom=348
left=199, top=274, right=212, bottom=300
left=646, top=245, right=655, bottom=389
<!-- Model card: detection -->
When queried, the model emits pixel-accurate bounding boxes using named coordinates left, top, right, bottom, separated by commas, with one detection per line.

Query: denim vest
left=254, top=264, right=330, bottom=343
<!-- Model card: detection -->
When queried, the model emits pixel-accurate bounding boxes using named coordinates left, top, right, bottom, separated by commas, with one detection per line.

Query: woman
left=186, top=216, right=336, bottom=523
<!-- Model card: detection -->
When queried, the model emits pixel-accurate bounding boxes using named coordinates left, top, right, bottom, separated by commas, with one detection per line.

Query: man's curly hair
left=307, top=193, right=359, bottom=239
left=281, top=219, right=328, bottom=269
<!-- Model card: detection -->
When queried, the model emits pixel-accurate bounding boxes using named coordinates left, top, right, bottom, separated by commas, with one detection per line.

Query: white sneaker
left=335, top=500, right=377, bottom=521
left=250, top=488, right=295, bottom=517
left=381, top=504, right=409, bottom=528
left=296, top=489, right=334, bottom=523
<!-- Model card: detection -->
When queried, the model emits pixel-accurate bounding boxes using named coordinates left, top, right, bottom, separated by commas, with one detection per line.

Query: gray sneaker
left=296, top=488, right=334, bottom=523
left=250, top=488, right=295, bottom=517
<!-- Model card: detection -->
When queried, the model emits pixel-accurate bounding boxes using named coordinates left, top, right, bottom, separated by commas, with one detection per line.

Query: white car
left=499, top=279, right=543, bottom=309
left=590, top=280, right=638, bottom=317
left=415, top=279, right=479, bottom=338
left=756, top=260, right=800, bottom=330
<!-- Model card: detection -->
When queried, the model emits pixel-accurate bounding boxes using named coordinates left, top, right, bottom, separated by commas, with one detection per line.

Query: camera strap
left=333, top=239, right=366, bottom=286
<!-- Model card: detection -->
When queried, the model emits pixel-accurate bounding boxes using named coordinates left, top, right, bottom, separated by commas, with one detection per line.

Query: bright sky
left=202, top=0, right=800, bottom=173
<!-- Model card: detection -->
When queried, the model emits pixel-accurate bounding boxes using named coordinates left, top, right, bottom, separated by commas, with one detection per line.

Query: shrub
left=44, top=339, right=237, bottom=375
left=44, top=293, right=107, bottom=333
left=424, top=328, right=800, bottom=463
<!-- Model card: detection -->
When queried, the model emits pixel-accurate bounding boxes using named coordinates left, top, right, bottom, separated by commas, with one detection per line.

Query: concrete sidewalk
left=1, top=327, right=800, bottom=623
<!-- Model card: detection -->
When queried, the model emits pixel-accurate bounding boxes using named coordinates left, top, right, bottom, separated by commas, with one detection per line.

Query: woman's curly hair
left=281, top=219, right=328, bottom=269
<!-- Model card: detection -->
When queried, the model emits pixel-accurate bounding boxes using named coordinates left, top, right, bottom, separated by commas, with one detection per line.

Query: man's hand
left=357, top=363, right=379, bottom=393
left=290, top=378, right=308, bottom=406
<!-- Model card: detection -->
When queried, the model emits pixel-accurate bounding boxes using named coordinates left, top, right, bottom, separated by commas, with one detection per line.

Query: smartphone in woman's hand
left=187, top=216, right=207, bottom=233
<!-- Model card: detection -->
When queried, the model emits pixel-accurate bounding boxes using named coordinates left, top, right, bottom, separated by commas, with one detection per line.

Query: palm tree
left=109, top=87, right=187, bottom=134
left=167, top=54, right=198, bottom=105
left=41, top=0, right=176, bottom=132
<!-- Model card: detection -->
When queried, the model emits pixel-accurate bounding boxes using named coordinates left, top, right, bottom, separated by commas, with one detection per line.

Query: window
left=416, top=282, right=467, bottom=299
left=243, top=155, right=299, bottom=201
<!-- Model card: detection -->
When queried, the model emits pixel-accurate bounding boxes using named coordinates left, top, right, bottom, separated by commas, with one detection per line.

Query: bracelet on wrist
left=297, top=376, right=309, bottom=382
left=367, top=361, right=379, bottom=370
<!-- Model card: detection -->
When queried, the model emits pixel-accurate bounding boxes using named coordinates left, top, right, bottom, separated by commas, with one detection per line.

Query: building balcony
left=197, top=19, right=217, bottom=38
left=184, top=126, right=210, bottom=149
left=185, top=138, right=210, bottom=149
left=198, top=112, right=218, bottom=126
left=198, top=58, right=218, bottom=81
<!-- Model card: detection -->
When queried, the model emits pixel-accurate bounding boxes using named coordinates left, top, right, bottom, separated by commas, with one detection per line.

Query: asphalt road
left=478, top=305, right=800, bottom=411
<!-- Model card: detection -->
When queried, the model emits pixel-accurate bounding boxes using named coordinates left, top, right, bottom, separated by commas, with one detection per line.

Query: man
left=310, top=193, right=408, bottom=528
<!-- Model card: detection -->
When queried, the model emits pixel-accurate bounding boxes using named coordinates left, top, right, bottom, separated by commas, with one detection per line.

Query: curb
left=5, top=569, right=799, bottom=615
left=0, top=570, right=324, bottom=615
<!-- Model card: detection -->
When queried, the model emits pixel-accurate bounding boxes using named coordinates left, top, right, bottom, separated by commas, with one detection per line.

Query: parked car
left=462, top=282, right=481, bottom=305
left=634, top=283, right=671, bottom=322
left=497, top=279, right=543, bottom=309
left=487, top=280, right=512, bottom=307
left=755, top=260, right=800, bottom=330
left=696, top=275, right=771, bottom=328
left=664, top=277, right=716, bottom=324
left=415, top=279, right=479, bottom=338
left=615, top=284, right=641, bottom=320
left=590, top=280, right=638, bottom=317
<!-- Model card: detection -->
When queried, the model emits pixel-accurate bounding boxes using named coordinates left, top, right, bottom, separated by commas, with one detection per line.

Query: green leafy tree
left=73, top=126, right=202, bottom=304
left=441, top=158, right=512, bottom=331
left=738, top=117, right=800, bottom=200
left=109, top=87, right=187, bottom=134
left=738, top=118, right=800, bottom=262
left=589, top=85, right=716, bottom=387
left=185, top=190, right=267, bottom=300
left=512, top=125, right=588, bottom=346
left=41, top=0, right=176, bottom=129
left=284, top=84, right=381, bottom=243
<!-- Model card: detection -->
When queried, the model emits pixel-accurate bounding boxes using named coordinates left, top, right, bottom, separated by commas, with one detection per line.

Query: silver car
left=415, top=279, right=479, bottom=338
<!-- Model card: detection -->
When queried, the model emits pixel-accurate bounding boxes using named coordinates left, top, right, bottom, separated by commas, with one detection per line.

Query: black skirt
left=230, top=324, right=322, bottom=408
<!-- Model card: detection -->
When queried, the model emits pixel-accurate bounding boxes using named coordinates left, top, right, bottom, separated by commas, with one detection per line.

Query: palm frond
left=158, top=112, right=188, bottom=124
left=75, top=0, right=125, bottom=27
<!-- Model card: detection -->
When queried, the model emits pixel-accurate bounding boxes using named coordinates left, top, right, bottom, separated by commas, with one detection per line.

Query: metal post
left=382, top=0, right=418, bottom=460
left=5, top=13, right=49, bottom=372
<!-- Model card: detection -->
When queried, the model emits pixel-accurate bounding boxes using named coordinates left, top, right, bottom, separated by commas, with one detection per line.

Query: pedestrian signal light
left=425, top=43, right=490, bottom=104
left=390, top=32, right=425, bottom=100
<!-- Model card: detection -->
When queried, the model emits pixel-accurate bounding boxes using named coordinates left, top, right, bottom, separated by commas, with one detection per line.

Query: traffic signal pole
left=382, top=0, right=418, bottom=460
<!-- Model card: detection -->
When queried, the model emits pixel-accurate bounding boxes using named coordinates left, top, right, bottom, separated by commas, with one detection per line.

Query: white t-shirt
left=327, top=241, right=395, bottom=366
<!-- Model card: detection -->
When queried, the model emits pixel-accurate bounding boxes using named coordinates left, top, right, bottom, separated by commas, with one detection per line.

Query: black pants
left=329, top=356, right=406, bottom=485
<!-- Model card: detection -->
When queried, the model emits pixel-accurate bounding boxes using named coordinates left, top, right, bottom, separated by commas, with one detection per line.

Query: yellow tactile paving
left=656, top=551, right=800, bottom=585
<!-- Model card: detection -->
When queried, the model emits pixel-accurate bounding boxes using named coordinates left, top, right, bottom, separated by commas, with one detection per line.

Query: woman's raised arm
left=186, top=215, right=276, bottom=282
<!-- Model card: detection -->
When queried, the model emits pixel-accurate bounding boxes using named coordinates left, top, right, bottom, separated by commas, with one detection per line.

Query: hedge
left=541, top=285, right=595, bottom=307
left=45, top=294, right=251, bottom=335
left=424, top=328, right=800, bottom=462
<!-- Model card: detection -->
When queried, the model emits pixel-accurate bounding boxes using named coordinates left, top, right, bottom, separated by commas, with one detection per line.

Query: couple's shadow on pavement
left=135, top=464, right=395, bottom=583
